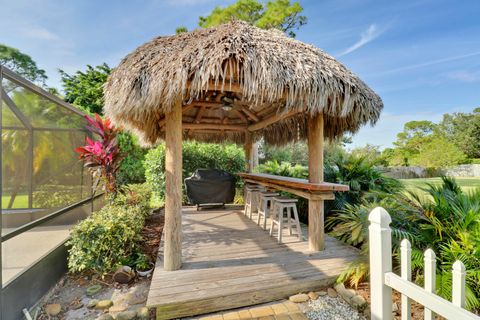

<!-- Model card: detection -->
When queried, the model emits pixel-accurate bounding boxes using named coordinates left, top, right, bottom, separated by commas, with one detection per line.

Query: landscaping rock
left=70, top=301, right=84, bottom=310
left=137, top=307, right=149, bottom=320
left=289, top=293, right=310, bottom=303
left=126, top=293, right=147, bottom=305
left=116, top=310, right=137, bottom=320
left=45, top=303, right=61, bottom=316
left=87, top=299, right=99, bottom=308
left=327, top=288, right=337, bottom=298
left=351, top=295, right=367, bottom=308
left=113, top=266, right=135, bottom=284
left=335, top=283, right=355, bottom=303
left=86, top=284, right=103, bottom=296
left=94, top=300, right=114, bottom=309
left=308, top=291, right=319, bottom=300
left=96, top=314, right=114, bottom=320
left=109, top=304, right=128, bottom=313
left=316, top=290, right=327, bottom=296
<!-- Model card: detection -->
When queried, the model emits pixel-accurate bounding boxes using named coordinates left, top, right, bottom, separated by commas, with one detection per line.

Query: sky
left=1, top=0, right=479, bottom=148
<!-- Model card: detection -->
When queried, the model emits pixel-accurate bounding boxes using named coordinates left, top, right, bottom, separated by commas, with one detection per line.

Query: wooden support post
left=164, top=101, right=183, bottom=271
left=244, top=132, right=253, bottom=173
left=307, top=113, right=324, bottom=251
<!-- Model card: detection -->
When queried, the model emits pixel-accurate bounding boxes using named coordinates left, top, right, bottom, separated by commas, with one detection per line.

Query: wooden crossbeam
left=181, top=123, right=247, bottom=131
left=248, top=109, right=299, bottom=131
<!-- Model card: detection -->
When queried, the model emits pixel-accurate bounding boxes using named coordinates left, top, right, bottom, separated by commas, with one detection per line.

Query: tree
left=411, top=135, right=466, bottom=168
left=388, top=120, right=437, bottom=166
left=440, top=108, right=480, bottom=159
left=198, top=0, right=307, bottom=37
left=0, top=44, right=47, bottom=86
left=59, top=63, right=111, bottom=114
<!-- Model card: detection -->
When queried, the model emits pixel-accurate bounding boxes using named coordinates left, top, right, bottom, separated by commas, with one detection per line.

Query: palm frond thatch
left=104, top=20, right=383, bottom=146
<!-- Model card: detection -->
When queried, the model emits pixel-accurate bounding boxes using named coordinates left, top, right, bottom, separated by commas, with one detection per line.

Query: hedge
left=144, top=141, right=245, bottom=204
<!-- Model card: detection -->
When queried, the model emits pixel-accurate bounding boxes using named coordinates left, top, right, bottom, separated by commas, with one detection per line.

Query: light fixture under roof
left=221, top=95, right=234, bottom=111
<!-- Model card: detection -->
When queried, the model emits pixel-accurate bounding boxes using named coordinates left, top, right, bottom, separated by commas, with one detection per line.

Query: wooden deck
left=147, top=206, right=359, bottom=319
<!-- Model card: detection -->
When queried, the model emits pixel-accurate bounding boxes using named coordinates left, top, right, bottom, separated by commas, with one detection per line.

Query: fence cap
left=453, top=260, right=466, bottom=272
left=368, top=207, right=391, bottom=227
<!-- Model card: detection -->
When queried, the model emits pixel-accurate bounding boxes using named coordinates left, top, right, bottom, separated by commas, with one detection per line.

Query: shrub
left=144, top=141, right=245, bottom=204
left=66, top=183, right=151, bottom=274
left=117, top=132, right=147, bottom=185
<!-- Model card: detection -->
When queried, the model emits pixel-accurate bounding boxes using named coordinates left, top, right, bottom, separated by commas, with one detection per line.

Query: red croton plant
left=75, top=114, right=124, bottom=195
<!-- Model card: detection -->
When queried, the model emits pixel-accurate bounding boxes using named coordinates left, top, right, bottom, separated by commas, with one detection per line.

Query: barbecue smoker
left=184, top=169, right=236, bottom=210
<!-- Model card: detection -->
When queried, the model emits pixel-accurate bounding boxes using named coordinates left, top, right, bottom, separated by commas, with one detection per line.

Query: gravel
left=302, top=295, right=366, bottom=320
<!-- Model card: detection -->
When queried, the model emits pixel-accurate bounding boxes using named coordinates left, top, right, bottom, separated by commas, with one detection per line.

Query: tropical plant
left=75, top=114, right=123, bottom=195
left=330, top=176, right=480, bottom=311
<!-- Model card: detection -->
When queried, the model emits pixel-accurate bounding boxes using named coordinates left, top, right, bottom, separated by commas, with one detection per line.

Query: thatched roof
left=104, top=20, right=383, bottom=146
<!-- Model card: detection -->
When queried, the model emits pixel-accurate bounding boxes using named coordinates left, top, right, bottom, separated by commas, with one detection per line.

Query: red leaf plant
left=75, top=114, right=124, bottom=195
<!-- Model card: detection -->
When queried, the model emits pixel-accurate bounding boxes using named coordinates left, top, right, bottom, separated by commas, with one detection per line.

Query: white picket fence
left=368, top=207, right=480, bottom=320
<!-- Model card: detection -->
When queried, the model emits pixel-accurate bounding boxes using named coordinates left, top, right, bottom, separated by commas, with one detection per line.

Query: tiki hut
left=104, top=20, right=383, bottom=271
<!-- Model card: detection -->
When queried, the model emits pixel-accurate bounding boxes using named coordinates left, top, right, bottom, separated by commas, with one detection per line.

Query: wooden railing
left=368, top=207, right=480, bottom=320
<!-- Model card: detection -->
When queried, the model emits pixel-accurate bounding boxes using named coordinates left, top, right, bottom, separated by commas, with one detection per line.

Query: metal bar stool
left=244, top=185, right=265, bottom=218
left=269, top=197, right=303, bottom=243
left=256, top=191, right=279, bottom=229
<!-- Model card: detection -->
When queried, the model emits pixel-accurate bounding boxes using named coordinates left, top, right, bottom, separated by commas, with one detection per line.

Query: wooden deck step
left=147, top=206, right=358, bottom=319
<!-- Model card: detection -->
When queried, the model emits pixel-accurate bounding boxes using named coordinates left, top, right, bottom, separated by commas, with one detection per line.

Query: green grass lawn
left=401, top=177, right=480, bottom=197
left=1, top=194, right=29, bottom=209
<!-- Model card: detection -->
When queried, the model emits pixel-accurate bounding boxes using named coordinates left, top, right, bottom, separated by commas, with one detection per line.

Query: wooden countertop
left=237, top=173, right=349, bottom=197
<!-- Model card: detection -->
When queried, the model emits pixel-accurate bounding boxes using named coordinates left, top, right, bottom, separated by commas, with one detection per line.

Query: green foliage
left=59, top=63, right=111, bottom=114
left=175, top=26, right=189, bottom=34
left=260, top=141, right=308, bottom=165
left=66, top=184, right=151, bottom=274
left=33, top=189, right=77, bottom=208
left=410, top=135, right=467, bottom=168
left=384, top=119, right=468, bottom=168
left=330, top=177, right=480, bottom=310
left=0, top=44, right=47, bottom=85
left=198, top=0, right=307, bottom=37
left=441, top=108, right=480, bottom=159
left=256, top=154, right=401, bottom=224
left=117, top=132, right=147, bottom=185
left=144, top=141, right=245, bottom=204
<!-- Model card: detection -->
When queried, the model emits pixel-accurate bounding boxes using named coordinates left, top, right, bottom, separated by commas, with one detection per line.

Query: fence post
left=424, top=249, right=436, bottom=320
left=369, top=207, right=393, bottom=320
left=400, top=239, right=412, bottom=320
left=452, top=260, right=466, bottom=308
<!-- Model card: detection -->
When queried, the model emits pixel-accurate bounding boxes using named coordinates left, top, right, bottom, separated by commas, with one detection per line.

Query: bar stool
left=244, top=185, right=264, bottom=218
left=269, top=197, right=303, bottom=243
left=256, top=191, right=279, bottom=229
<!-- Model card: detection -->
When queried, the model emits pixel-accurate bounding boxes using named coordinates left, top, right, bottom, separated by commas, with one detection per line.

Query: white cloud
left=22, top=26, right=61, bottom=41
left=447, top=70, right=480, bottom=83
left=339, top=24, right=384, bottom=56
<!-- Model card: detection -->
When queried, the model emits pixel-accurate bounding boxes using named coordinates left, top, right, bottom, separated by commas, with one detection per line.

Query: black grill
left=184, top=169, right=236, bottom=209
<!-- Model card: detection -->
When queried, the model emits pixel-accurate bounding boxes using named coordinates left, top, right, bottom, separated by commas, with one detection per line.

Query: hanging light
left=221, top=95, right=234, bottom=111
